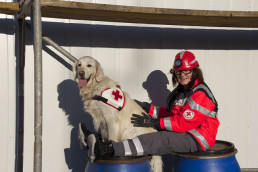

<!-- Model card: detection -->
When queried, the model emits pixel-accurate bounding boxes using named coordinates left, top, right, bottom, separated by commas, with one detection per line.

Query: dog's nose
left=79, top=71, right=85, bottom=77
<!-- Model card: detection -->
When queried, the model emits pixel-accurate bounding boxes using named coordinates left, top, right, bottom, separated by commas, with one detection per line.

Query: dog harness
left=93, top=85, right=125, bottom=111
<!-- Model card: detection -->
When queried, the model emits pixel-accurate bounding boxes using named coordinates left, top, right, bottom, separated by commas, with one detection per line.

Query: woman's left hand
left=131, top=112, right=160, bottom=130
left=131, top=112, right=154, bottom=127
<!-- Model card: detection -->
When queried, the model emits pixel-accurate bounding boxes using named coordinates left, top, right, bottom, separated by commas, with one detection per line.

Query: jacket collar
left=190, top=79, right=201, bottom=90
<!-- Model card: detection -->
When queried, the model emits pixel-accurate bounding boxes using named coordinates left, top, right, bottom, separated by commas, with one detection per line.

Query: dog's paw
left=87, top=134, right=97, bottom=162
left=78, top=123, right=88, bottom=149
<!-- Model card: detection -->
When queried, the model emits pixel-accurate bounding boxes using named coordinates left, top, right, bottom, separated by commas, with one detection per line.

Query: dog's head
left=73, top=56, right=104, bottom=89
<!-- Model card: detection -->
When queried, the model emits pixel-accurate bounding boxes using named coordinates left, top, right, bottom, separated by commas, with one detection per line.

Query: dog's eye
left=78, top=63, right=81, bottom=67
left=87, top=64, right=92, bottom=67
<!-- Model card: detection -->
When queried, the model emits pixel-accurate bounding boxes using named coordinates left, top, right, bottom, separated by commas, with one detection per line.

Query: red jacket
left=148, top=79, right=220, bottom=150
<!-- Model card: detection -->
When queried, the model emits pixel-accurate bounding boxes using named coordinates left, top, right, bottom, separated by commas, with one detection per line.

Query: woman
left=79, top=50, right=220, bottom=160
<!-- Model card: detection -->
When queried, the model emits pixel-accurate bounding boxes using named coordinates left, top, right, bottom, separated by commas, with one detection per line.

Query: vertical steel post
left=16, top=17, right=26, bottom=172
left=32, top=0, right=43, bottom=171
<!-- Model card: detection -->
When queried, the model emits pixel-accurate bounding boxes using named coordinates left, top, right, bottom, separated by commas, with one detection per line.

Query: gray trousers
left=112, top=131, right=199, bottom=156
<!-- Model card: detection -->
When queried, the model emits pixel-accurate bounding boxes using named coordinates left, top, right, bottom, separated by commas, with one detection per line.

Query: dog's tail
left=150, top=155, right=163, bottom=172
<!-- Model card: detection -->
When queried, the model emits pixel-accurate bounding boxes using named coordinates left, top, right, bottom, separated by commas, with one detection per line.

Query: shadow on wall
left=142, top=70, right=178, bottom=172
left=1, top=19, right=258, bottom=50
left=57, top=79, right=95, bottom=172
left=43, top=21, right=258, bottom=50
left=142, top=70, right=171, bottom=106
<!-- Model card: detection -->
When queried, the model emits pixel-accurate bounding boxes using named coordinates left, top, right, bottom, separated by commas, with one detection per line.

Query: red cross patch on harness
left=100, top=86, right=125, bottom=110
left=112, top=90, right=122, bottom=101
left=183, top=110, right=195, bottom=119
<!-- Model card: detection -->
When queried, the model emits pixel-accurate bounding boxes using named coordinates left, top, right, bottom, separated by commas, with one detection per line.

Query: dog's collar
left=93, top=85, right=125, bottom=111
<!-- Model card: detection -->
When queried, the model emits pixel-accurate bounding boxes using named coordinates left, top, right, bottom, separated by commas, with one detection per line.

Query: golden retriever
left=73, top=56, right=163, bottom=172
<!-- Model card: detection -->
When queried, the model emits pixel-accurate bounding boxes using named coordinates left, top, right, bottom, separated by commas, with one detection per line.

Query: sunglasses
left=170, top=69, right=192, bottom=76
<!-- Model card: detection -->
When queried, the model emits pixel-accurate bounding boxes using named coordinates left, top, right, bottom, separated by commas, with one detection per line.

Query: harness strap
left=92, top=95, right=108, bottom=103
left=92, top=95, right=122, bottom=111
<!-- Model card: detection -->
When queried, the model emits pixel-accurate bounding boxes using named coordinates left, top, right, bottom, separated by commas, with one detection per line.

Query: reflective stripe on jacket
left=147, top=79, right=220, bottom=150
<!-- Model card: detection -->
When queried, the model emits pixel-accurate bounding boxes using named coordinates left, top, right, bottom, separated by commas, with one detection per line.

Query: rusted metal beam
left=40, top=1, right=258, bottom=28
left=1, top=1, right=258, bottom=28
left=18, top=0, right=34, bottom=19
left=0, top=2, right=19, bottom=15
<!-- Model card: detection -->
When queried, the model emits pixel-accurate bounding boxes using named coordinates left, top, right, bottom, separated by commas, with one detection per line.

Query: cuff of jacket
left=159, top=117, right=173, bottom=131
left=147, top=104, right=154, bottom=117
left=153, top=119, right=161, bottom=130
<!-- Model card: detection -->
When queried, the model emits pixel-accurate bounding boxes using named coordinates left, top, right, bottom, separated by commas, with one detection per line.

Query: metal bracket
left=18, top=0, right=34, bottom=19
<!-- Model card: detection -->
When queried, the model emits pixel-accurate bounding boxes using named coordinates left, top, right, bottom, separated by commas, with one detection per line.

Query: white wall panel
left=188, top=0, right=209, bottom=10
left=6, top=33, right=16, bottom=172
left=93, top=48, right=117, bottom=80
left=231, top=0, right=253, bottom=11
left=210, top=0, right=231, bottom=10
left=140, top=0, right=163, bottom=8
left=227, top=51, right=248, bottom=167
left=165, top=0, right=188, bottom=9
left=42, top=49, right=66, bottom=172
left=246, top=51, right=258, bottom=168
left=0, top=25, right=9, bottom=172
left=95, top=0, right=116, bottom=5
left=118, top=49, right=141, bottom=98
left=23, top=44, right=35, bottom=172
left=0, top=14, right=16, bottom=172
left=118, top=0, right=139, bottom=6
left=141, top=49, right=164, bottom=101
left=209, top=50, right=230, bottom=139
left=253, top=0, right=258, bottom=10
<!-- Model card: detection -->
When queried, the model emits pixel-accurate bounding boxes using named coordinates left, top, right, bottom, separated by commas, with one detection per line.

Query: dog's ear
left=95, top=60, right=104, bottom=82
left=73, top=61, right=78, bottom=80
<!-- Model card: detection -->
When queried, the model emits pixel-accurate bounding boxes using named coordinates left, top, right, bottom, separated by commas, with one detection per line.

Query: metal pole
left=15, top=17, right=26, bottom=172
left=32, top=0, right=43, bottom=171
left=42, top=36, right=78, bottom=63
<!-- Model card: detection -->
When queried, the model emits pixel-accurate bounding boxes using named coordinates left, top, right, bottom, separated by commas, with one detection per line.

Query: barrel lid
left=178, top=140, right=238, bottom=159
left=93, top=156, right=152, bottom=164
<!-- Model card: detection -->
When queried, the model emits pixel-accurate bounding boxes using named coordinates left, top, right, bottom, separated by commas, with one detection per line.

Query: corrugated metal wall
left=0, top=6, right=16, bottom=172
left=0, top=0, right=258, bottom=171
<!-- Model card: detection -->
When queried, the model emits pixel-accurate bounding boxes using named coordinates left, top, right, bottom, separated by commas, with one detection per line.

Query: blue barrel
left=85, top=156, right=152, bottom=172
left=174, top=140, right=241, bottom=172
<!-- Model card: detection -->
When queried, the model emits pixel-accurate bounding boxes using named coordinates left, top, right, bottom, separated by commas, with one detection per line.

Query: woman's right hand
left=134, top=99, right=151, bottom=113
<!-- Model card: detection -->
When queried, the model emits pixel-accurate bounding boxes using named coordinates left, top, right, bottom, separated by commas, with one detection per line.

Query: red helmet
left=172, top=51, right=199, bottom=71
